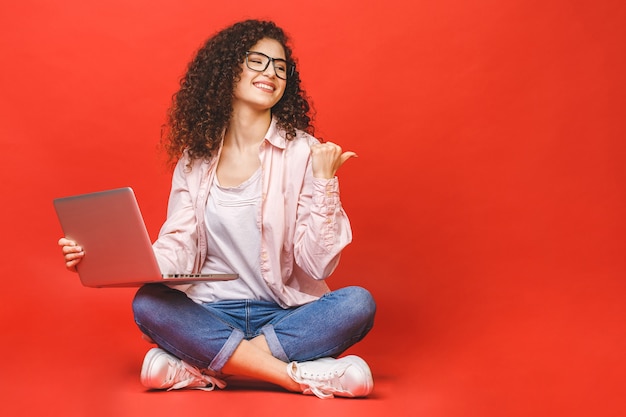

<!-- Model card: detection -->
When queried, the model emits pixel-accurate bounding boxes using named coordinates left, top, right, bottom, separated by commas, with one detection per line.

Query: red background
left=1, top=1, right=624, bottom=416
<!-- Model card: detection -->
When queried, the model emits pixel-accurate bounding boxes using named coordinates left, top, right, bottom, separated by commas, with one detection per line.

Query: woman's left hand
left=310, top=141, right=357, bottom=179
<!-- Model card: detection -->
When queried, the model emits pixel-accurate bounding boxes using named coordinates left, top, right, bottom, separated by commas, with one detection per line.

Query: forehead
left=249, top=38, right=286, bottom=59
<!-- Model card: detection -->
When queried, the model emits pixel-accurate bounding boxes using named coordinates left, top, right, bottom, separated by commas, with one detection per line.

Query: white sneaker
left=140, top=348, right=227, bottom=391
left=287, top=356, right=373, bottom=399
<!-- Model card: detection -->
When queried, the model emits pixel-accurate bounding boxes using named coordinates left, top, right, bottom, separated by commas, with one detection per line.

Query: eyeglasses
left=245, top=51, right=294, bottom=80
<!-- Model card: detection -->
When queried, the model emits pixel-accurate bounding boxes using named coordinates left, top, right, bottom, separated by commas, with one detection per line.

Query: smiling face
left=232, top=38, right=287, bottom=114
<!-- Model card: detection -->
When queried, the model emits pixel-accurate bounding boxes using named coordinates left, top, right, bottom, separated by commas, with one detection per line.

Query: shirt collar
left=264, top=117, right=288, bottom=149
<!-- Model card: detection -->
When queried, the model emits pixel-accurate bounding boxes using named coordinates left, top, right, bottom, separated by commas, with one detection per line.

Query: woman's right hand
left=58, top=237, right=85, bottom=272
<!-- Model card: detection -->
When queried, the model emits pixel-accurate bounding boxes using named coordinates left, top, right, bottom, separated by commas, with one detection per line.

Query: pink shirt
left=152, top=119, right=353, bottom=307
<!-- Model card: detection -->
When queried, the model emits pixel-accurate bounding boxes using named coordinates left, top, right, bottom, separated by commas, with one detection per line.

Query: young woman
left=59, top=19, right=376, bottom=399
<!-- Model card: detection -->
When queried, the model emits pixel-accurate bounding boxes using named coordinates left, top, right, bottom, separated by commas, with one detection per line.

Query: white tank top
left=184, top=167, right=277, bottom=303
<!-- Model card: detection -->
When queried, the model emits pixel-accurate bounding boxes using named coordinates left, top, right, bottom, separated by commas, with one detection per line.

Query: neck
left=225, top=107, right=272, bottom=149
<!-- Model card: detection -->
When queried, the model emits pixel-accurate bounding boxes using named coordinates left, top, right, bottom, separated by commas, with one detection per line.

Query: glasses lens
left=247, top=53, right=269, bottom=72
left=272, top=59, right=288, bottom=79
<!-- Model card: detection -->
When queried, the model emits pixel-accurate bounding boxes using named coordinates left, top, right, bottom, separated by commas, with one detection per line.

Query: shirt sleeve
left=293, top=173, right=353, bottom=280
left=152, top=157, right=199, bottom=274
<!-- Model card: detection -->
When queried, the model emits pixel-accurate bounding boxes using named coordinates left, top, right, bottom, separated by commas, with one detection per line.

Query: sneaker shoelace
left=289, top=360, right=351, bottom=399
left=167, top=358, right=227, bottom=391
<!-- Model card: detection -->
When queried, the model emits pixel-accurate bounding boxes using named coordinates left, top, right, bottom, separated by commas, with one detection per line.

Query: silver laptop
left=53, top=187, right=238, bottom=287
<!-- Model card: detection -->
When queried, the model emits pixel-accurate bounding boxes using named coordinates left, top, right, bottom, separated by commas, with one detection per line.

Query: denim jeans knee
left=132, top=284, right=241, bottom=371
left=271, top=286, right=376, bottom=362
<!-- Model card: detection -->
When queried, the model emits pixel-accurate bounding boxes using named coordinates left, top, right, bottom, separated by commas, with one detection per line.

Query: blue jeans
left=132, top=284, right=376, bottom=373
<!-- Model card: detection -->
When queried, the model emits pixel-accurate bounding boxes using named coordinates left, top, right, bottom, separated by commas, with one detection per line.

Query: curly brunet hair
left=162, top=19, right=314, bottom=165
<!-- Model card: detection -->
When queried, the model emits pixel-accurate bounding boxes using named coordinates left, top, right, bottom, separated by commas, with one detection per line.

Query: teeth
left=255, top=83, right=274, bottom=91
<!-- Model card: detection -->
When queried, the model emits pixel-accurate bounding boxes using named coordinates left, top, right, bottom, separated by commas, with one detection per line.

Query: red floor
left=1, top=221, right=624, bottom=417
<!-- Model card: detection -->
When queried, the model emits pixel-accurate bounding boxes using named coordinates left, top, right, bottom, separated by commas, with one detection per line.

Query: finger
left=65, top=253, right=84, bottom=272
left=310, top=143, right=332, bottom=155
left=66, top=258, right=81, bottom=267
left=338, top=151, right=358, bottom=166
left=62, top=245, right=84, bottom=255
left=65, top=259, right=79, bottom=272
left=58, top=237, right=78, bottom=247
left=312, top=142, right=341, bottom=152
left=325, top=142, right=342, bottom=155
left=63, top=251, right=85, bottom=261
left=63, top=252, right=85, bottom=271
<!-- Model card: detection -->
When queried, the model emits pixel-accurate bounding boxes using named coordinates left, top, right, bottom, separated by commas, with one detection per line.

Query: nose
left=262, top=61, right=277, bottom=78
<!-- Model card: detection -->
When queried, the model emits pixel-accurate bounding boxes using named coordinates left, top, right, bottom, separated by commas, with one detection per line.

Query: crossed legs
left=133, top=284, right=376, bottom=393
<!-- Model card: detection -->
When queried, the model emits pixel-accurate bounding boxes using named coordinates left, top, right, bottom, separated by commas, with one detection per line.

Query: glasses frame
left=245, top=51, right=295, bottom=80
